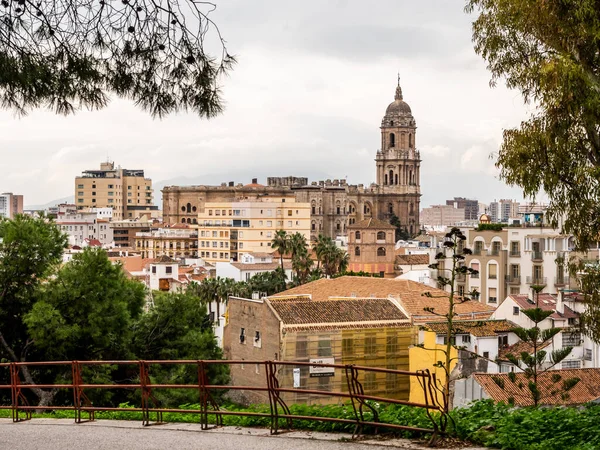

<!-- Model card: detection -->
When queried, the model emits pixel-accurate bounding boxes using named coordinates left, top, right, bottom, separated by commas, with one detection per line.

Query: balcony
left=487, top=248, right=501, bottom=257
left=531, top=251, right=543, bottom=262
left=555, top=276, right=570, bottom=287
left=526, top=276, right=547, bottom=285
left=505, top=275, right=521, bottom=284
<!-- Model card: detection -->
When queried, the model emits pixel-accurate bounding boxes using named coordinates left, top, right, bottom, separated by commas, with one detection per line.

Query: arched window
left=187, top=218, right=192, bottom=224
left=186, top=202, right=191, bottom=213
left=377, top=231, right=386, bottom=241
left=193, top=218, right=198, bottom=224
left=395, top=174, right=399, bottom=185
left=390, top=120, right=394, bottom=126
left=409, top=133, right=413, bottom=148
left=390, top=133, right=396, bottom=148
left=192, top=206, right=197, bottom=212
left=388, top=203, right=393, bottom=214
left=181, top=218, right=186, bottom=223
left=384, top=174, right=388, bottom=185
left=181, top=206, right=186, bottom=212
left=336, top=222, right=341, bottom=231
left=409, top=170, right=413, bottom=185
left=311, top=200, right=316, bottom=215
left=377, top=247, right=386, bottom=257
left=355, top=231, right=361, bottom=240
left=311, top=221, right=316, bottom=231
left=389, top=170, right=394, bottom=184
left=336, top=201, right=341, bottom=215
left=355, top=246, right=361, bottom=256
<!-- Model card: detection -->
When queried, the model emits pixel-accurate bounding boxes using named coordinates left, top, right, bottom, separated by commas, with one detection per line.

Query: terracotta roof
left=268, top=297, right=408, bottom=328
left=474, top=369, right=600, bottom=406
left=273, top=277, right=494, bottom=323
left=497, top=340, right=552, bottom=360
left=426, top=319, right=517, bottom=337
left=245, top=252, right=274, bottom=258
left=155, top=255, right=178, bottom=264
left=109, top=256, right=156, bottom=274
left=85, top=238, right=102, bottom=247
left=414, top=235, right=432, bottom=243
left=283, top=321, right=411, bottom=332
left=508, top=294, right=579, bottom=320
left=230, top=261, right=292, bottom=271
left=396, top=254, right=429, bottom=265
left=348, top=218, right=396, bottom=229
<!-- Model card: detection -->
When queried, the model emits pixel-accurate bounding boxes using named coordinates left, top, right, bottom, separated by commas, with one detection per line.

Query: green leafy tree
left=0, top=215, right=67, bottom=406
left=390, top=214, right=411, bottom=241
left=24, top=247, right=146, bottom=405
left=466, top=0, right=600, bottom=251
left=423, top=227, right=479, bottom=432
left=494, top=286, right=580, bottom=406
left=132, top=291, right=229, bottom=406
left=0, top=1, right=234, bottom=117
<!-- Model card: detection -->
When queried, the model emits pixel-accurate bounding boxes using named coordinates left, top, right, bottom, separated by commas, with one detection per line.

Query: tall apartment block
left=446, top=197, right=478, bottom=220
left=74, top=161, right=159, bottom=221
left=196, top=198, right=311, bottom=263
left=0, top=192, right=24, bottom=219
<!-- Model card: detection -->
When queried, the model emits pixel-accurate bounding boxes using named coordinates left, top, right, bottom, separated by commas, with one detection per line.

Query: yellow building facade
left=197, top=198, right=311, bottom=263
left=75, top=161, right=158, bottom=220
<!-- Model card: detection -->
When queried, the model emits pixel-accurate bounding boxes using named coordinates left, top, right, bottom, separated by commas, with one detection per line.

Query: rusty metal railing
left=0, top=360, right=444, bottom=441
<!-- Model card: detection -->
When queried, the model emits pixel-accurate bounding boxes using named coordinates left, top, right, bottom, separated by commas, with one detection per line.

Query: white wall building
left=56, top=212, right=113, bottom=248
left=215, top=252, right=292, bottom=282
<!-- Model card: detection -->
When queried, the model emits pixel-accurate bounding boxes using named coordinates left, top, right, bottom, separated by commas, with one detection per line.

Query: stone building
left=161, top=79, right=421, bottom=240
left=348, top=218, right=397, bottom=277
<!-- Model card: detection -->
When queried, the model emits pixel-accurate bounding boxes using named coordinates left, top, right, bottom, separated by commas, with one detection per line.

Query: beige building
left=75, top=161, right=158, bottom=221
left=0, top=192, right=23, bottom=219
left=162, top=79, right=422, bottom=239
left=197, top=198, right=311, bottom=263
left=135, top=224, right=199, bottom=259
left=110, top=216, right=156, bottom=248
left=348, top=218, right=397, bottom=277
left=420, top=205, right=466, bottom=227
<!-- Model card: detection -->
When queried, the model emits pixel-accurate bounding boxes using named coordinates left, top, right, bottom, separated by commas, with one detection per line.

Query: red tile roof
left=474, top=369, right=600, bottom=406
left=508, top=294, right=579, bottom=319
left=348, top=218, right=396, bottom=229
left=426, top=319, right=517, bottom=337
left=273, top=276, right=494, bottom=323
left=267, top=297, right=408, bottom=329
left=395, top=254, right=429, bottom=265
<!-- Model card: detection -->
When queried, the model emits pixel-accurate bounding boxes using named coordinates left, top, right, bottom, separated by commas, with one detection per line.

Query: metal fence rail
left=0, top=360, right=444, bottom=441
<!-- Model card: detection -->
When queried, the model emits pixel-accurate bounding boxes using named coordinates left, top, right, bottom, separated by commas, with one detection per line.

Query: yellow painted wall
left=408, top=330, right=458, bottom=405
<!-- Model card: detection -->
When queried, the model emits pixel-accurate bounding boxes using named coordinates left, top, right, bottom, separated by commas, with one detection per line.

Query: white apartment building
left=197, top=198, right=311, bottom=264
left=430, top=226, right=575, bottom=306
left=420, top=205, right=466, bottom=227
left=56, top=212, right=113, bottom=247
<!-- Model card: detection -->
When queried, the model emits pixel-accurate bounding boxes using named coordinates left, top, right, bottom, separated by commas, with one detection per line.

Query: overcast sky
left=0, top=0, right=534, bottom=208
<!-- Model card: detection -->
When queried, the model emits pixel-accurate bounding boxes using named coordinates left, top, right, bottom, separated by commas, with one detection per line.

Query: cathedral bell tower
left=375, top=77, right=421, bottom=234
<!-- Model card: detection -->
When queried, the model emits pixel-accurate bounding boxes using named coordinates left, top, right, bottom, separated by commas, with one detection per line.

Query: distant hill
left=25, top=195, right=75, bottom=211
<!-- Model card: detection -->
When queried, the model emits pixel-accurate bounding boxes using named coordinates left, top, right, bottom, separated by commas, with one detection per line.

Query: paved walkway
left=0, top=419, right=485, bottom=449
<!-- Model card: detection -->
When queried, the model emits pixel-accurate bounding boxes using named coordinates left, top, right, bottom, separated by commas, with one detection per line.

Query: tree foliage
left=466, top=0, right=600, bottom=251
left=0, top=0, right=234, bottom=117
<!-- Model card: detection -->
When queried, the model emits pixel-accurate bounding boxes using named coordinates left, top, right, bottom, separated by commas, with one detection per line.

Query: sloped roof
left=474, top=369, right=600, bottom=406
left=230, top=261, right=292, bottom=271
left=396, top=254, right=429, bottom=265
left=508, top=294, right=579, bottom=320
left=426, top=319, right=517, bottom=337
left=109, top=256, right=156, bottom=274
left=497, top=340, right=552, bottom=360
left=273, top=276, right=494, bottom=322
left=348, top=218, right=396, bottom=229
left=267, top=297, right=408, bottom=329
left=155, top=255, right=178, bottom=264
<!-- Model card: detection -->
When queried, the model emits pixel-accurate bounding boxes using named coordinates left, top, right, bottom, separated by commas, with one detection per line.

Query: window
left=510, top=241, right=520, bottom=256
left=151, top=266, right=156, bottom=274
left=563, top=360, right=581, bottom=369
left=128, top=185, right=132, bottom=190
left=483, top=351, right=490, bottom=359
left=355, top=231, right=361, bottom=240
left=488, top=287, right=497, bottom=303
left=78, top=191, right=84, bottom=197
left=239, top=328, right=246, bottom=344
left=254, top=331, right=261, bottom=348
left=267, top=221, right=272, bottom=227
left=386, top=365, right=398, bottom=391
left=386, top=335, right=398, bottom=354
left=364, top=335, right=377, bottom=357
left=461, top=335, right=471, bottom=344
left=317, top=376, right=331, bottom=392
left=498, top=335, right=508, bottom=347
left=470, top=262, right=480, bottom=278
left=488, top=263, right=497, bottom=279
left=354, top=246, right=360, bottom=256
left=376, top=231, right=386, bottom=241
left=318, top=338, right=332, bottom=357
left=165, top=266, right=172, bottom=274
left=585, top=349, right=593, bottom=361
left=513, top=306, right=520, bottom=315
left=296, top=338, right=308, bottom=358
left=377, top=247, right=386, bottom=257
left=389, top=132, right=395, bottom=148
left=562, top=332, right=581, bottom=347
left=287, top=210, right=292, bottom=216
left=342, top=338, right=354, bottom=357
left=364, top=372, right=377, bottom=391
left=77, top=184, right=84, bottom=189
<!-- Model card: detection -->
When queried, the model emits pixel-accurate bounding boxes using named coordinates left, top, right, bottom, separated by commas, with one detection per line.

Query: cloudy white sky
left=0, top=0, right=534, bottom=208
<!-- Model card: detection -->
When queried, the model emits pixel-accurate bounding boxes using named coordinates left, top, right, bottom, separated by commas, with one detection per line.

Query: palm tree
left=271, top=230, right=289, bottom=268
left=336, top=249, right=350, bottom=274
left=288, top=233, right=309, bottom=281
left=292, top=252, right=313, bottom=285
left=312, top=234, right=330, bottom=271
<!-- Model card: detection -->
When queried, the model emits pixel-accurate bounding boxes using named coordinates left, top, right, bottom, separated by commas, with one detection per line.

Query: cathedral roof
left=385, top=79, right=412, bottom=115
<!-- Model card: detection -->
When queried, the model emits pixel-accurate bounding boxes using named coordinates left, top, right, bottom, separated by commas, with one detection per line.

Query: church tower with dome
left=162, top=77, right=422, bottom=240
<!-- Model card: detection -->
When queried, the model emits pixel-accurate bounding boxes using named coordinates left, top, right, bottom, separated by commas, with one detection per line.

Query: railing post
left=72, top=361, right=79, bottom=423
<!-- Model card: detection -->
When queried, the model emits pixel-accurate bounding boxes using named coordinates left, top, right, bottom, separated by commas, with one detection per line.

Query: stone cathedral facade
left=162, top=80, right=422, bottom=240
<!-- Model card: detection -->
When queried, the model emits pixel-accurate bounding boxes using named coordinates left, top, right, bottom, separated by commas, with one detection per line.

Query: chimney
left=252, top=178, right=258, bottom=184
left=556, top=290, right=564, bottom=314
